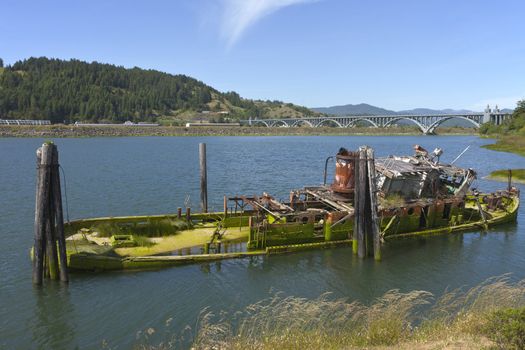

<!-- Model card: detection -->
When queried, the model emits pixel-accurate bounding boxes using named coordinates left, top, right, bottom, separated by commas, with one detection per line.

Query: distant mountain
left=312, top=103, right=397, bottom=116
left=311, top=104, right=513, bottom=128
left=397, top=108, right=477, bottom=115
left=313, top=103, right=514, bottom=117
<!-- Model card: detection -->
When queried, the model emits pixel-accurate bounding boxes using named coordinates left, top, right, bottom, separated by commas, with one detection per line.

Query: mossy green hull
left=62, top=194, right=519, bottom=272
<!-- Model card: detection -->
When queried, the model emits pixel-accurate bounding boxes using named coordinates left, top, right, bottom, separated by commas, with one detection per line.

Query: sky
left=1, top=0, right=524, bottom=111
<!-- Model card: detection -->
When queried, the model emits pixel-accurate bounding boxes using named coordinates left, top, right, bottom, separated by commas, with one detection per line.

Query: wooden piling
left=366, top=148, right=381, bottom=261
left=186, top=207, right=191, bottom=222
left=33, top=143, right=54, bottom=285
left=223, top=195, right=228, bottom=217
left=177, top=207, right=182, bottom=219
left=45, top=191, right=59, bottom=280
left=51, top=146, right=69, bottom=282
left=357, top=147, right=367, bottom=258
left=352, top=154, right=359, bottom=255
left=508, top=169, right=512, bottom=192
left=199, top=143, right=208, bottom=213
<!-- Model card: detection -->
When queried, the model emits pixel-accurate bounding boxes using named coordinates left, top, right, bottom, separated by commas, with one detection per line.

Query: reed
left=132, top=274, right=525, bottom=349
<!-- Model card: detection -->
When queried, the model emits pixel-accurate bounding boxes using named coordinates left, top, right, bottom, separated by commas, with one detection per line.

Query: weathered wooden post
left=508, top=169, right=512, bottom=192
left=248, top=216, right=253, bottom=243
left=223, top=195, right=228, bottom=217
left=356, top=147, right=367, bottom=258
left=51, top=146, right=69, bottom=281
left=33, top=142, right=69, bottom=285
left=366, top=147, right=381, bottom=261
left=352, top=153, right=359, bottom=255
left=45, top=190, right=59, bottom=280
left=177, top=207, right=182, bottom=219
left=199, top=143, right=208, bottom=213
left=33, top=145, right=51, bottom=285
left=186, top=207, right=191, bottom=222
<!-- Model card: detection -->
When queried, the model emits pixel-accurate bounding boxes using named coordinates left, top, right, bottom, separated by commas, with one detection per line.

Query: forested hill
left=0, top=57, right=317, bottom=124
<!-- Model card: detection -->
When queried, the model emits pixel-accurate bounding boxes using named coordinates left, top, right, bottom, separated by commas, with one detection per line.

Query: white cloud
left=470, top=95, right=524, bottom=111
left=219, top=0, right=317, bottom=48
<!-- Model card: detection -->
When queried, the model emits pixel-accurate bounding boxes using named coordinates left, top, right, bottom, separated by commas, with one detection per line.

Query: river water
left=1, top=135, right=524, bottom=349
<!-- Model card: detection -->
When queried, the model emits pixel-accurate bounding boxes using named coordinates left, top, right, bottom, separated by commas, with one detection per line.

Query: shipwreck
left=32, top=143, right=520, bottom=274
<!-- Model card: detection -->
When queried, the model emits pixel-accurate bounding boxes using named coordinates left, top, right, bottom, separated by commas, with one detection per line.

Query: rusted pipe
left=323, top=156, right=334, bottom=186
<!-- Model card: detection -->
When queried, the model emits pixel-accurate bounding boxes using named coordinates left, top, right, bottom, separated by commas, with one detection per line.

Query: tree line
left=480, top=100, right=525, bottom=135
left=0, top=57, right=298, bottom=123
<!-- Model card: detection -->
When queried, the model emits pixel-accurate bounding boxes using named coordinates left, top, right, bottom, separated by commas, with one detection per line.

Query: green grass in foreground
left=129, top=275, right=525, bottom=349
left=487, top=169, right=525, bottom=184
left=482, top=135, right=525, bottom=157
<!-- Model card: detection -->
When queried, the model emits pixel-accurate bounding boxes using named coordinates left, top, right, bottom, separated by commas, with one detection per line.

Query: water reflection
left=1, top=136, right=523, bottom=349
left=32, top=283, right=76, bottom=349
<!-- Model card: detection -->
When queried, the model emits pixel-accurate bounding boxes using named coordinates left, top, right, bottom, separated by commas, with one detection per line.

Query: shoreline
left=485, top=169, right=525, bottom=184
left=0, top=125, right=477, bottom=138
left=481, top=134, right=525, bottom=157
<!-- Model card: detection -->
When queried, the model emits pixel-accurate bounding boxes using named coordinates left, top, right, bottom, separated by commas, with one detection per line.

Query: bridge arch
left=316, top=119, right=344, bottom=128
left=346, top=118, right=379, bottom=128
left=269, top=120, right=290, bottom=127
left=426, top=116, right=480, bottom=134
left=250, top=120, right=270, bottom=127
left=383, top=117, right=427, bottom=133
left=291, top=119, right=314, bottom=127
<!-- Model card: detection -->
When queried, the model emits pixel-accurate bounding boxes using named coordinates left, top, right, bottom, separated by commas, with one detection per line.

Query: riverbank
left=138, top=276, right=525, bottom=350
left=482, top=134, right=525, bottom=157
left=0, top=124, right=476, bottom=138
left=487, top=169, right=525, bottom=184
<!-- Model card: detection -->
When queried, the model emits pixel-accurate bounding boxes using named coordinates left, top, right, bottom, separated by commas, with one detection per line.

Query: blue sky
left=1, top=0, right=524, bottom=110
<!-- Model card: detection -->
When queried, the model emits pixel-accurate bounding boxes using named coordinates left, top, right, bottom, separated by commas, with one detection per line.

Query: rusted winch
left=331, top=147, right=358, bottom=198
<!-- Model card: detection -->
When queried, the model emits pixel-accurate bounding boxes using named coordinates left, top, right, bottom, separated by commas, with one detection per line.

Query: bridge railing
left=0, top=119, right=51, bottom=125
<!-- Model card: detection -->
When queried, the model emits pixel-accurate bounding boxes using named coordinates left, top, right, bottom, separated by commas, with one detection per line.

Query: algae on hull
left=62, top=145, right=520, bottom=271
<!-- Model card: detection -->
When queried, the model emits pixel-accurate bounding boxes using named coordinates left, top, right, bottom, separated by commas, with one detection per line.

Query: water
left=0, top=135, right=524, bottom=349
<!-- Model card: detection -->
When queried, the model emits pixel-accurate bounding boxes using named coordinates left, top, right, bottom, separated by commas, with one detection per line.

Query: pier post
left=45, top=188, right=59, bottom=280
left=356, top=147, right=367, bottom=258
left=51, top=146, right=69, bottom=282
left=352, top=153, right=359, bottom=255
left=199, top=143, right=208, bottom=213
left=223, top=195, right=228, bottom=217
left=33, top=145, right=51, bottom=285
left=366, top=148, right=381, bottom=261
left=33, top=142, right=69, bottom=285
left=186, top=207, right=191, bottom=222
left=177, top=207, right=182, bottom=219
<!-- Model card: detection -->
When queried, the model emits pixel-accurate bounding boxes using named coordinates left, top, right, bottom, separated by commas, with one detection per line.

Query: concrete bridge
left=241, top=106, right=511, bottom=134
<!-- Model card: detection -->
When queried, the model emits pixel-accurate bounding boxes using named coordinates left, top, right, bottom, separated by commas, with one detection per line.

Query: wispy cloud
left=219, top=0, right=317, bottom=48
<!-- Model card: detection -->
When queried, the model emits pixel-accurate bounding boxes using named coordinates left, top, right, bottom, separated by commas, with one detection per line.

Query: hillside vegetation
left=480, top=99, right=525, bottom=156
left=0, top=57, right=318, bottom=124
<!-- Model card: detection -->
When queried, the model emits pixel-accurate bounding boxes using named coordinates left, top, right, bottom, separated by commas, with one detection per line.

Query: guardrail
left=0, top=119, right=51, bottom=125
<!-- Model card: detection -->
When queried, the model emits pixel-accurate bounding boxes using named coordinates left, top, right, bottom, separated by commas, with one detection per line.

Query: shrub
left=483, top=307, right=525, bottom=349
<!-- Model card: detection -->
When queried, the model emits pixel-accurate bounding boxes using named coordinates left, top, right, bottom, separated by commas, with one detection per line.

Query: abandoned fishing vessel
left=62, top=145, right=520, bottom=271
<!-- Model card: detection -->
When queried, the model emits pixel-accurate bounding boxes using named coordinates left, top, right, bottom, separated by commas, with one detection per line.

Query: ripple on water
left=0, top=136, right=524, bottom=349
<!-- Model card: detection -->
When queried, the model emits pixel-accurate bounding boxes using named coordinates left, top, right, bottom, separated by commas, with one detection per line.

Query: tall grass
left=93, top=219, right=191, bottom=238
left=131, top=275, right=525, bottom=349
